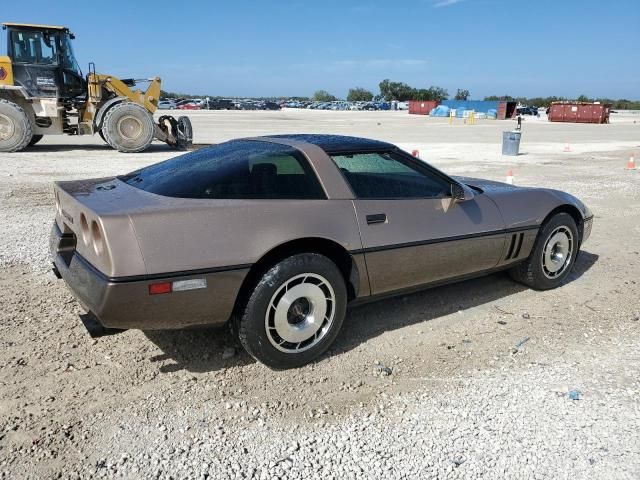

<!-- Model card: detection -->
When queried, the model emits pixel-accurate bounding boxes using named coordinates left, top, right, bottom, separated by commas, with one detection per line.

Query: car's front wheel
left=509, top=212, right=579, bottom=290
left=237, top=253, right=347, bottom=369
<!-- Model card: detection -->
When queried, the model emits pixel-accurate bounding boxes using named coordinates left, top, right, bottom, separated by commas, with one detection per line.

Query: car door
left=332, top=151, right=506, bottom=295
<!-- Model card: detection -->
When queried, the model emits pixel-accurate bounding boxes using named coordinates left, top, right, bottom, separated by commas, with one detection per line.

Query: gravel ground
left=1, top=111, right=639, bottom=479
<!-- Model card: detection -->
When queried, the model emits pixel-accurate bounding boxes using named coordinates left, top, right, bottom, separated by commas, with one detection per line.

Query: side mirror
left=451, top=182, right=475, bottom=202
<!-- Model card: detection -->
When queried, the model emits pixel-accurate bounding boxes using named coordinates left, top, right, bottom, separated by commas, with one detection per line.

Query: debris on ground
left=512, top=336, right=531, bottom=353
left=373, top=362, right=393, bottom=377
left=568, top=389, right=582, bottom=401
left=495, top=305, right=514, bottom=315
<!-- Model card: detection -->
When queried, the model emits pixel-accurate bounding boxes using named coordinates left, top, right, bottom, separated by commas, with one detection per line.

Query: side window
left=250, top=155, right=304, bottom=175
left=245, top=151, right=321, bottom=199
left=332, top=152, right=451, bottom=199
left=121, top=141, right=326, bottom=200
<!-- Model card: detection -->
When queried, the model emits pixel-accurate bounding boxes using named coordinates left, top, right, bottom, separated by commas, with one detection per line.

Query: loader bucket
left=155, top=115, right=193, bottom=150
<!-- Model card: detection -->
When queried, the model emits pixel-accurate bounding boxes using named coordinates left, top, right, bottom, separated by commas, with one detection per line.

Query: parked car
left=177, top=103, right=200, bottom=110
left=51, top=134, right=592, bottom=368
left=207, top=99, right=236, bottom=110
left=157, top=100, right=176, bottom=110
left=517, top=106, right=538, bottom=116
left=175, top=99, right=194, bottom=107
left=259, top=101, right=281, bottom=111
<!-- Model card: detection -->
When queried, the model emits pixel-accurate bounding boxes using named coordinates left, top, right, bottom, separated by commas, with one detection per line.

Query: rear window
left=119, top=140, right=326, bottom=199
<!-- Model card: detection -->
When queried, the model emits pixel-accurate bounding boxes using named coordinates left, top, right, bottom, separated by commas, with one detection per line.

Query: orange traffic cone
left=563, top=143, right=572, bottom=152
left=506, top=169, right=514, bottom=184
left=412, top=149, right=420, bottom=158
left=626, top=154, right=637, bottom=170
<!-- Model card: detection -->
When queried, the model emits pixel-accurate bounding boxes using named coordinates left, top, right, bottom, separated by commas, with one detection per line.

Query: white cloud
left=433, top=0, right=465, bottom=7
left=333, top=59, right=427, bottom=68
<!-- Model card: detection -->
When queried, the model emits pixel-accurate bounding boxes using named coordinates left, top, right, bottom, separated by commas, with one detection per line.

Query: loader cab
left=2, top=23, right=85, bottom=99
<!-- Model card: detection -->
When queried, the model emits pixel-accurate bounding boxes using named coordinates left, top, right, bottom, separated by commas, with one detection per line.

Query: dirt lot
left=1, top=110, right=639, bottom=479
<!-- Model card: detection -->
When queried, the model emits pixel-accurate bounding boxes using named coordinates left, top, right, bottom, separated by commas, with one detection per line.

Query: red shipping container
left=548, top=102, right=610, bottom=124
left=497, top=101, right=517, bottom=120
left=408, top=100, right=439, bottom=115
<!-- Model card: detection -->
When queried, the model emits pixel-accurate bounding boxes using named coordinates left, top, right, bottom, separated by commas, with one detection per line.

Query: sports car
left=50, top=134, right=593, bottom=368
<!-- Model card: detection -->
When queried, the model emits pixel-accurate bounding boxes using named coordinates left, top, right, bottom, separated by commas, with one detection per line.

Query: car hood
left=453, top=176, right=522, bottom=193
left=452, top=176, right=592, bottom=227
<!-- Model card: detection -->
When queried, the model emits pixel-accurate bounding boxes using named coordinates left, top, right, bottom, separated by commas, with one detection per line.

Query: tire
left=176, top=116, right=193, bottom=150
left=28, top=134, right=43, bottom=146
left=101, top=102, right=154, bottom=153
left=0, top=99, right=33, bottom=152
left=237, top=253, right=347, bottom=369
left=98, top=129, right=107, bottom=144
left=509, top=212, right=580, bottom=290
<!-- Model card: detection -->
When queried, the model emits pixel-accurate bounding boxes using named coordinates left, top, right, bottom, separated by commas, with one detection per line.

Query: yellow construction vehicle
left=0, top=23, right=192, bottom=152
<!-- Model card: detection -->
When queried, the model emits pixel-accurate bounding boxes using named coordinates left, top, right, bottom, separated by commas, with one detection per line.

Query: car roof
left=263, top=134, right=395, bottom=153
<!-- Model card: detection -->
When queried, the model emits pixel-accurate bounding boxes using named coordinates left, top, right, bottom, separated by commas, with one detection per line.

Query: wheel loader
left=0, top=23, right=192, bottom=153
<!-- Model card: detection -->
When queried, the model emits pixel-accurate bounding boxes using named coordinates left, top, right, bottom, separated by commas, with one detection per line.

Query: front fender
left=483, top=186, right=591, bottom=230
left=94, top=97, right=127, bottom=131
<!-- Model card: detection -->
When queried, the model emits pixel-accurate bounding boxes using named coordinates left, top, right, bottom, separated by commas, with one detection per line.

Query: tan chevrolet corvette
left=51, top=134, right=593, bottom=368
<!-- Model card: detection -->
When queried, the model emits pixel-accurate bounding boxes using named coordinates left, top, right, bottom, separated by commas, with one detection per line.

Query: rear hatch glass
left=119, top=140, right=325, bottom=200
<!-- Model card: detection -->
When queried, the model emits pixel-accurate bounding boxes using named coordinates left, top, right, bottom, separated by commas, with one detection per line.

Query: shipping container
left=442, top=100, right=499, bottom=113
left=408, top=100, right=439, bottom=115
left=497, top=101, right=517, bottom=120
left=548, top=102, right=611, bottom=124
left=439, top=100, right=517, bottom=119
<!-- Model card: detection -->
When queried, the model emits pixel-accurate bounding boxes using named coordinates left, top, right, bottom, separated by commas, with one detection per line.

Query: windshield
left=60, top=33, right=82, bottom=77
left=10, top=30, right=58, bottom=65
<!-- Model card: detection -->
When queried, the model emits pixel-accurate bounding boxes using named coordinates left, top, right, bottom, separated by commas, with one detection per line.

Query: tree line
left=483, top=95, right=640, bottom=109
left=162, top=85, right=639, bottom=109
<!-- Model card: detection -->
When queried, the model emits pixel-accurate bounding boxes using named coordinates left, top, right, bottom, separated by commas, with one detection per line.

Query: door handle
left=366, top=213, right=387, bottom=225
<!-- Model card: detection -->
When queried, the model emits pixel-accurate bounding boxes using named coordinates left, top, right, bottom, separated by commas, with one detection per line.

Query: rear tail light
left=91, top=221, right=104, bottom=256
left=149, top=282, right=172, bottom=295
left=80, top=213, right=90, bottom=245
left=54, top=190, right=60, bottom=215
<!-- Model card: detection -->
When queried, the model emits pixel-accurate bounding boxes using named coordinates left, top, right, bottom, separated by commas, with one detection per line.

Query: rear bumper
left=50, top=224, right=249, bottom=330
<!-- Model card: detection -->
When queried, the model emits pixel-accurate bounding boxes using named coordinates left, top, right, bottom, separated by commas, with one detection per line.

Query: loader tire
left=102, top=102, right=154, bottom=153
left=0, top=99, right=33, bottom=152
left=176, top=116, right=193, bottom=150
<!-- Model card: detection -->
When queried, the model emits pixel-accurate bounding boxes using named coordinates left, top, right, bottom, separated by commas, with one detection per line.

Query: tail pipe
left=80, top=312, right=127, bottom=338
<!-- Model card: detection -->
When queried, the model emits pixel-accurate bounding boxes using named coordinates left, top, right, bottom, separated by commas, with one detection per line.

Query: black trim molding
left=70, top=250, right=251, bottom=284
left=350, top=225, right=539, bottom=255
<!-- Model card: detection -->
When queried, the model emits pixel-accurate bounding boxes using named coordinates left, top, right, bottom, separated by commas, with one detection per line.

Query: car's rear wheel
left=237, top=253, right=347, bottom=369
left=509, top=212, right=579, bottom=290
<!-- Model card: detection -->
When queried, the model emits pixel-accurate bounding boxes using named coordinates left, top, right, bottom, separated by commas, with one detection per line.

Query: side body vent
left=505, top=232, right=524, bottom=260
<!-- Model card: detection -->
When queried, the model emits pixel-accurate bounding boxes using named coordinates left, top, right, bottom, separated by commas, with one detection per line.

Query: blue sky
left=4, top=0, right=639, bottom=99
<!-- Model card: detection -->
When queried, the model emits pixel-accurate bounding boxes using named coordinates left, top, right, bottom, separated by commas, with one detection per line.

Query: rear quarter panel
left=129, top=198, right=363, bottom=275
left=54, top=179, right=146, bottom=278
